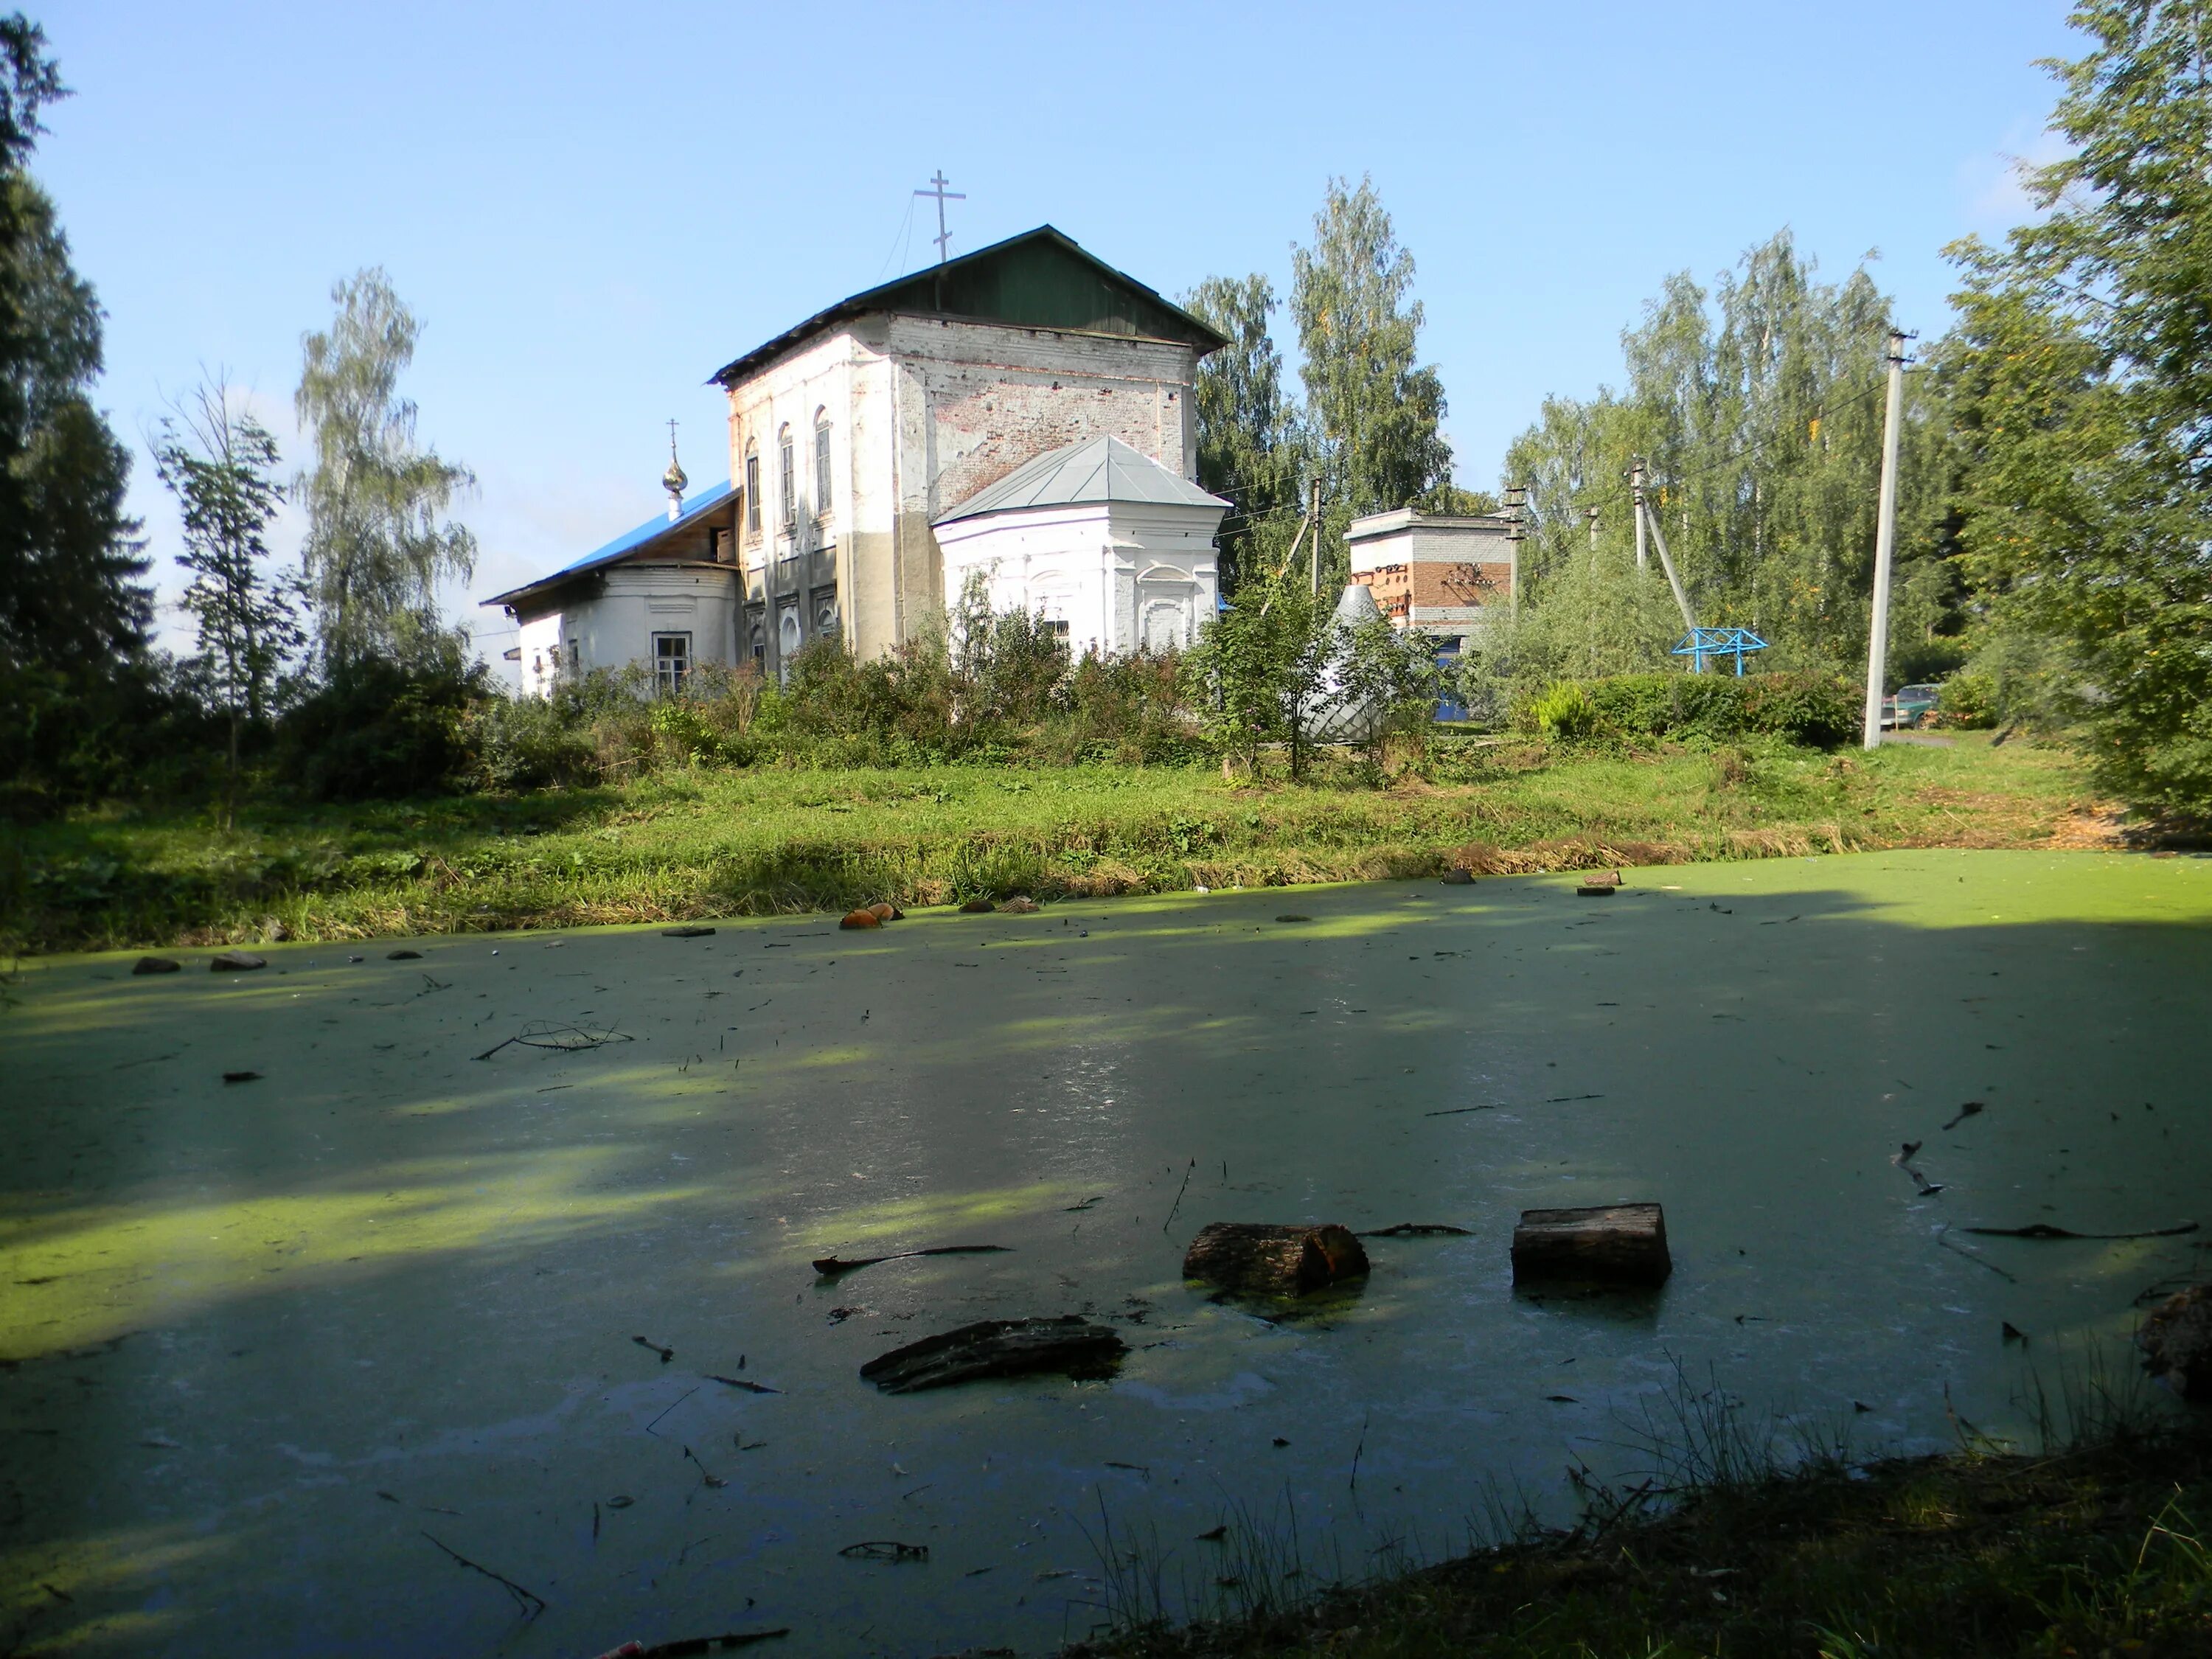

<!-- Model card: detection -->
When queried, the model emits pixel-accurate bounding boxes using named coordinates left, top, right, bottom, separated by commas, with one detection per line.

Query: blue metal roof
left=483, top=479, right=735, bottom=608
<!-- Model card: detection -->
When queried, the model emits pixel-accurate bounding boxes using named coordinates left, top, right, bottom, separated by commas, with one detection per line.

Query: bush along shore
left=1072, top=1411, right=2212, bottom=1658
left=3, top=727, right=2100, bottom=954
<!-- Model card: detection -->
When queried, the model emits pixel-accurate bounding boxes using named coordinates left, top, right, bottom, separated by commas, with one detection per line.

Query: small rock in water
left=210, top=951, right=266, bottom=972
left=132, top=956, right=181, bottom=975
left=386, top=949, right=422, bottom=961
left=222, top=1070, right=262, bottom=1084
left=661, top=925, right=716, bottom=938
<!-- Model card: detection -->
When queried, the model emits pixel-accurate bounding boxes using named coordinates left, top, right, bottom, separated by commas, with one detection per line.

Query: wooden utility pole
left=1861, top=330, right=1910, bottom=750
left=1503, top=484, right=1526, bottom=611
left=1310, top=479, right=1323, bottom=597
left=1630, top=459, right=1648, bottom=570
left=1585, top=506, right=1600, bottom=551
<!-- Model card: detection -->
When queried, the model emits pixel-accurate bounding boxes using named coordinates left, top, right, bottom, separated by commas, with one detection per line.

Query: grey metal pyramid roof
left=935, top=435, right=1228, bottom=526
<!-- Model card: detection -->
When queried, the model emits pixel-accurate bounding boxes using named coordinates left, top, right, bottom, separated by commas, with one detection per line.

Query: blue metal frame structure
left=1672, top=626, right=1770, bottom=676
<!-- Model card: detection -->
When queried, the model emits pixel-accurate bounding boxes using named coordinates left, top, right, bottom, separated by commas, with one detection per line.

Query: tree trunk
left=1182, top=1222, right=1368, bottom=1296
left=1510, top=1203, right=1671, bottom=1287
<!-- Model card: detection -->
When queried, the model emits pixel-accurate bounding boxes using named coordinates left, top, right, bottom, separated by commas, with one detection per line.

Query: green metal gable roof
left=709, top=226, right=1228, bottom=388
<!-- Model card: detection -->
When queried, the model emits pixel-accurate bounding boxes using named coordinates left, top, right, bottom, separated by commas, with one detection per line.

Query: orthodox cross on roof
left=914, top=170, right=965, bottom=266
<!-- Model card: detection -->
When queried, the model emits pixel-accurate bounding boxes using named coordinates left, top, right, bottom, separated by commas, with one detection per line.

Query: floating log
left=661, top=925, right=715, bottom=937
left=1576, top=872, right=1622, bottom=897
left=859, top=1315, right=1124, bottom=1394
left=1511, top=1203, right=1671, bottom=1287
left=1357, top=1222, right=1472, bottom=1238
left=210, top=950, right=266, bottom=972
left=1182, top=1222, right=1370, bottom=1296
left=2140, top=1284, right=2212, bottom=1402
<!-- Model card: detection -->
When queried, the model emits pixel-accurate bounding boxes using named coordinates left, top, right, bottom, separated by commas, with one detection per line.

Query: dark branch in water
left=810, top=1245, right=1012, bottom=1277
left=421, top=1532, right=545, bottom=1618
left=1964, top=1220, right=2197, bottom=1241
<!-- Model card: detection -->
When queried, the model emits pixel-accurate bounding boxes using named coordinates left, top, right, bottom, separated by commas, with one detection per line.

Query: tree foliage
left=153, top=381, right=302, bottom=786
left=1184, top=272, right=1302, bottom=590
left=1292, top=175, right=1453, bottom=573
left=1502, top=231, right=1955, bottom=685
left=295, top=268, right=476, bottom=672
left=1941, top=1, right=2212, bottom=812
left=0, top=14, right=150, bottom=801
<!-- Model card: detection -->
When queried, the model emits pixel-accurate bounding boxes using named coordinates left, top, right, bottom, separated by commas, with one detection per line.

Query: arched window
left=813, top=411, right=832, bottom=516
left=743, top=441, right=760, bottom=534
left=777, top=426, right=796, bottom=529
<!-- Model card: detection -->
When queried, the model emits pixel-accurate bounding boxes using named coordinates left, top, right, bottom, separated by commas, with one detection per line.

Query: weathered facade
left=487, top=227, right=1227, bottom=690
left=1346, top=508, right=1518, bottom=651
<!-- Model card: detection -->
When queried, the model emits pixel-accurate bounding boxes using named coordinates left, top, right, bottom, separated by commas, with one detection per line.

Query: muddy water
left=4, top=849, right=2208, bottom=1656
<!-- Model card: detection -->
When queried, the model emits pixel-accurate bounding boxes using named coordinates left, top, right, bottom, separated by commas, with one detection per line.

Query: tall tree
left=294, top=268, right=476, bottom=672
left=1503, top=230, right=1952, bottom=678
left=1942, top=2, right=2212, bottom=811
left=154, top=381, right=300, bottom=792
left=1183, top=272, right=1302, bottom=591
left=1290, top=175, right=1453, bottom=574
left=0, top=13, right=147, bottom=778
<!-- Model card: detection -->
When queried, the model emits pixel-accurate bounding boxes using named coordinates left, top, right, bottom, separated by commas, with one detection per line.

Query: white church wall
left=517, top=566, right=740, bottom=698
left=934, top=500, right=1218, bottom=661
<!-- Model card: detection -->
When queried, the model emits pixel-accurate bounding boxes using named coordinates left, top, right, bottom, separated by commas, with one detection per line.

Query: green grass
left=1074, top=1426, right=2212, bottom=1658
left=1, top=733, right=2101, bottom=953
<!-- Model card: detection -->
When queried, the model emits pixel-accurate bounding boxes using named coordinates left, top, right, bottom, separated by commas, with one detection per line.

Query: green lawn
left=3, top=734, right=2099, bottom=953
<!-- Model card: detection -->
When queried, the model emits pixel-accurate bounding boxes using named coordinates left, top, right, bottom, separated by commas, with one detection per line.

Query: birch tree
left=295, top=268, right=476, bottom=672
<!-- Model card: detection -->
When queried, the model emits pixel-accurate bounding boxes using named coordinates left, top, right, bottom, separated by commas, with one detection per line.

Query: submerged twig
left=810, top=1245, right=1012, bottom=1278
left=1934, top=1225, right=2018, bottom=1282
left=1357, top=1222, right=1473, bottom=1237
left=474, top=1021, right=635, bottom=1062
left=1965, top=1220, right=2197, bottom=1241
left=1161, top=1158, right=1194, bottom=1235
left=421, top=1532, right=545, bottom=1618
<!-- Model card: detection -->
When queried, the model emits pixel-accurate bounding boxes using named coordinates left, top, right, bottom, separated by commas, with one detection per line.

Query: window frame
left=652, top=630, right=692, bottom=695
left=778, top=427, right=796, bottom=530
left=744, top=445, right=761, bottom=535
left=813, top=413, right=832, bottom=518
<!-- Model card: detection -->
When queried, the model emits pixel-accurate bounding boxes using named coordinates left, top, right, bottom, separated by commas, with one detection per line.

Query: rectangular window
left=815, top=425, right=832, bottom=514
left=653, top=632, right=691, bottom=695
left=779, top=437, right=796, bottom=528
left=1043, top=619, right=1071, bottom=642
left=745, top=454, right=761, bottom=533
left=567, top=641, right=579, bottom=672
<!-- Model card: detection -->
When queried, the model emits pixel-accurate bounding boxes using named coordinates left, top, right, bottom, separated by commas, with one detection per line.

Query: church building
left=487, top=226, right=1231, bottom=694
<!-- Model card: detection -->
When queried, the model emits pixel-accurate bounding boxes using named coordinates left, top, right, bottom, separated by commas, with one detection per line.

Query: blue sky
left=38, top=0, right=2078, bottom=676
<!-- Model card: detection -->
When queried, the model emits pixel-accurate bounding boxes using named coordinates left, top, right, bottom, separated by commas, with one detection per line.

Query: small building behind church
left=487, top=226, right=1229, bottom=692
left=1345, top=507, right=1519, bottom=654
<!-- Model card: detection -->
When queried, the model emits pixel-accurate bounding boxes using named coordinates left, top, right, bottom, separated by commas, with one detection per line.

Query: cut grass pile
left=3, top=733, right=2099, bottom=953
left=1078, top=1425, right=2212, bottom=1659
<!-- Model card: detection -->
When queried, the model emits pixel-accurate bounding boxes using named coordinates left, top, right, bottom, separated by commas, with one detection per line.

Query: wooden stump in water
left=2140, top=1284, right=2212, bottom=1402
left=860, top=1316, right=1124, bottom=1394
left=1511, top=1203, right=1671, bottom=1287
left=1183, top=1222, right=1370, bottom=1296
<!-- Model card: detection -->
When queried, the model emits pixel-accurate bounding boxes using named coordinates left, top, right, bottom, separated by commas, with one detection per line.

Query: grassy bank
left=1079, top=1421, right=2212, bottom=1658
left=2, top=733, right=2101, bottom=953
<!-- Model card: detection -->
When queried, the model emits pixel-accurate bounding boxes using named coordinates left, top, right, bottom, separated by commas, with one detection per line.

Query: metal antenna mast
left=914, top=170, right=965, bottom=265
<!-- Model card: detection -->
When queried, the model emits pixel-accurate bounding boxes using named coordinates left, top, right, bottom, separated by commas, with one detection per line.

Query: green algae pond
left=3, top=849, right=2208, bottom=1657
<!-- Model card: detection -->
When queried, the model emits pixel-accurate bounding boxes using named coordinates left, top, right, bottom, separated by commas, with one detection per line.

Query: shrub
left=1521, top=680, right=1600, bottom=741
left=465, top=694, right=597, bottom=790
left=282, top=658, right=481, bottom=799
left=1933, top=670, right=1999, bottom=730
left=1517, top=670, right=1857, bottom=750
